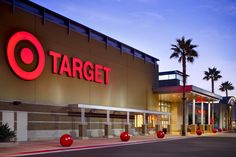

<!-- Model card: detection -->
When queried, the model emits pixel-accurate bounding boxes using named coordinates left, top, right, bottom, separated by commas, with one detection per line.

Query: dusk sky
left=31, top=0, right=236, bottom=97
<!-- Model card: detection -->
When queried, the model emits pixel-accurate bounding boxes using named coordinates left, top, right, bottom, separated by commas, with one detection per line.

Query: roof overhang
left=154, top=85, right=222, bottom=101
left=69, top=104, right=170, bottom=115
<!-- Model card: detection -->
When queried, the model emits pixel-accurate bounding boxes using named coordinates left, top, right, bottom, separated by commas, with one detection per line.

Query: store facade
left=0, top=0, right=224, bottom=141
left=0, top=0, right=170, bottom=141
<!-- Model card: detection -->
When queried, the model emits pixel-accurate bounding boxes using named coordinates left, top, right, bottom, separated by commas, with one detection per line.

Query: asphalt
left=27, top=136, right=236, bottom=157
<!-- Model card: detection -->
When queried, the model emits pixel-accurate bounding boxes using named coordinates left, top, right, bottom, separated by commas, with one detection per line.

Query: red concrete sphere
left=196, top=129, right=202, bottom=136
left=223, top=128, right=227, bottom=131
left=120, top=132, right=130, bottom=141
left=156, top=131, right=165, bottom=138
left=60, top=134, right=73, bottom=147
left=218, top=128, right=222, bottom=132
left=212, top=128, right=217, bottom=133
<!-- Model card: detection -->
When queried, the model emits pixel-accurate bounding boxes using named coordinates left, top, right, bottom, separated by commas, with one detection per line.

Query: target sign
left=7, top=31, right=45, bottom=80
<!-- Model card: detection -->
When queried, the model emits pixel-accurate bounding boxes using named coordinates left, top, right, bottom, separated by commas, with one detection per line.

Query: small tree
left=0, top=123, right=16, bottom=142
left=219, top=81, right=234, bottom=97
left=203, top=67, right=222, bottom=93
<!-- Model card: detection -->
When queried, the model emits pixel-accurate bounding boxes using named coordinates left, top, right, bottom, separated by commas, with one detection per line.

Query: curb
left=2, top=136, right=196, bottom=157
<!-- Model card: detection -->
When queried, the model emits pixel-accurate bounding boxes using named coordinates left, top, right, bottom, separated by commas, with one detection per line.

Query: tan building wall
left=170, top=102, right=183, bottom=134
left=0, top=2, right=158, bottom=110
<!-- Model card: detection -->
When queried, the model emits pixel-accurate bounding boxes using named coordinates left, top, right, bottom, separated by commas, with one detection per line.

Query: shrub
left=0, top=123, right=16, bottom=142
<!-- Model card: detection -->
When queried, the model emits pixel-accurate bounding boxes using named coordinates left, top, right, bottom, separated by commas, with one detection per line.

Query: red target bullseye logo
left=7, top=31, right=45, bottom=80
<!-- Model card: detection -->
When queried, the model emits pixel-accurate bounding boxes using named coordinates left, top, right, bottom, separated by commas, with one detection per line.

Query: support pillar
left=219, top=104, right=223, bottom=129
left=207, top=101, right=212, bottom=133
left=167, top=114, right=171, bottom=134
left=142, top=113, right=147, bottom=135
left=155, top=115, right=161, bottom=132
left=167, top=125, right=171, bottom=134
left=193, top=99, right=196, bottom=125
left=125, top=112, right=131, bottom=134
left=155, top=124, right=161, bottom=132
left=104, top=124, right=113, bottom=138
left=212, top=101, right=214, bottom=128
left=79, top=124, right=88, bottom=139
left=104, top=110, right=113, bottom=138
left=79, top=108, right=88, bottom=139
left=200, top=101, right=205, bottom=131
left=190, top=99, right=197, bottom=134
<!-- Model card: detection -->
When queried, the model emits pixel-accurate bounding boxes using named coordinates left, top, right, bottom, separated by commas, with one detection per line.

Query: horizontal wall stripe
left=28, top=121, right=134, bottom=125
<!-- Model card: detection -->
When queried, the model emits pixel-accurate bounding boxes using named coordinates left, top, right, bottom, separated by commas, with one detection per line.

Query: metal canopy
left=69, top=104, right=171, bottom=115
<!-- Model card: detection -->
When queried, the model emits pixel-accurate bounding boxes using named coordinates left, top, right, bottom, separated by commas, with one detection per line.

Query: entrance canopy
left=69, top=104, right=170, bottom=115
left=154, top=85, right=222, bottom=102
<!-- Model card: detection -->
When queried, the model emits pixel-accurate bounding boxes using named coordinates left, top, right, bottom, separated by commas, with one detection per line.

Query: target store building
left=0, top=0, right=222, bottom=141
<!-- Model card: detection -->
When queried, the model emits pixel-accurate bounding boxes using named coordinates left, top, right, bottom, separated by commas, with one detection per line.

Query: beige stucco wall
left=170, top=102, right=182, bottom=133
left=0, top=3, right=158, bottom=110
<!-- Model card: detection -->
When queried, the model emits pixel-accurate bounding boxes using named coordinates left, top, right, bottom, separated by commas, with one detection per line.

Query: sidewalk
left=1, top=132, right=233, bottom=157
left=0, top=134, right=191, bottom=157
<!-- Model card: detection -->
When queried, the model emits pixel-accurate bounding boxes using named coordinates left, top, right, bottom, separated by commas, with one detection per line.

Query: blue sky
left=31, top=0, right=236, bottom=96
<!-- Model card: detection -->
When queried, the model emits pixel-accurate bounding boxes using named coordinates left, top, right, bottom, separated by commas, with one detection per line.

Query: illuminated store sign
left=6, top=31, right=111, bottom=84
left=49, top=51, right=110, bottom=84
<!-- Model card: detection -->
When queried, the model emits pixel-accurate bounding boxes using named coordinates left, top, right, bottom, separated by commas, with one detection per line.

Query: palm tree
left=203, top=67, right=222, bottom=93
left=170, top=36, right=198, bottom=136
left=219, top=81, right=234, bottom=97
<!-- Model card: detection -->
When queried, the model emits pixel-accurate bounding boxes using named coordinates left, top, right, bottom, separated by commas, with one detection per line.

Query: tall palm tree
left=203, top=67, right=222, bottom=93
left=170, top=36, right=198, bottom=136
left=219, top=81, right=234, bottom=97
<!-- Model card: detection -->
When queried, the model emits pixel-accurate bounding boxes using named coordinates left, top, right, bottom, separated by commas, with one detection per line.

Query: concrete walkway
left=0, top=132, right=233, bottom=157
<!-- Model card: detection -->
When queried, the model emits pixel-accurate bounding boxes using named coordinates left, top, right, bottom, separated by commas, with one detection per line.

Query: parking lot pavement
left=29, top=134, right=236, bottom=157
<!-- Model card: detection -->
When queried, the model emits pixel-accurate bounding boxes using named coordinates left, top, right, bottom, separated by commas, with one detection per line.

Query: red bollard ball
left=223, top=128, right=227, bottom=131
left=218, top=128, right=222, bottom=132
left=120, top=132, right=130, bottom=141
left=196, top=129, right=202, bottom=136
left=212, top=128, right=217, bottom=133
left=60, top=134, right=73, bottom=147
left=156, top=131, right=165, bottom=138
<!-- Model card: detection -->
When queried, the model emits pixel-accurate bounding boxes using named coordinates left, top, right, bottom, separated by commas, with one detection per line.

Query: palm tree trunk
left=182, top=54, right=186, bottom=136
left=211, top=78, right=214, bottom=93
left=226, top=90, right=228, bottom=98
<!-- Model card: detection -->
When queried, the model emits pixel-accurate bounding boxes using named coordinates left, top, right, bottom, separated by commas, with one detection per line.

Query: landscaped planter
left=0, top=123, right=16, bottom=144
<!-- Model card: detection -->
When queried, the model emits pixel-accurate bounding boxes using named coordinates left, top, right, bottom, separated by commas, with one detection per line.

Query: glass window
left=159, top=75, right=168, bottom=80
left=147, top=115, right=157, bottom=127
left=135, top=115, right=143, bottom=127
left=176, top=74, right=183, bottom=81
left=168, top=74, right=176, bottom=79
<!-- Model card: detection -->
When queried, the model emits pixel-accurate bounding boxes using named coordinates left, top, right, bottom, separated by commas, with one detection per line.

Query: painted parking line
left=4, top=136, right=197, bottom=157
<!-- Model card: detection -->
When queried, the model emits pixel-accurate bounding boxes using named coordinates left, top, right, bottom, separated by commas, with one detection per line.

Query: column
left=212, top=101, right=214, bottom=128
left=81, top=108, right=85, bottom=123
left=127, top=112, right=130, bottom=124
left=125, top=112, right=131, bottom=134
left=190, top=99, right=197, bottom=134
left=192, top=99, right=196, bottom=125
left=200, top=101, right=205, bottom=131
left=207, top=101, right=212, bottom=132
left=143, top=113, right=146, bottom=125
left=219, top=104, right=223, bottom=129
left=142, top=113, right=147, bottom=135
left=155, top=115, right=161, bottom=132
left=167, top=114, right=171, bottom=134
left=2, top=111, right=14, bottom=131
left=208, top=101, right=211, bottom=125
left=17, top=112, right=28, bottom=141
left=105, top=110, right=113, bottom=138
left=79, top=108, right=88, bottom=139
left=201, top=101, right=204, bottom=124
